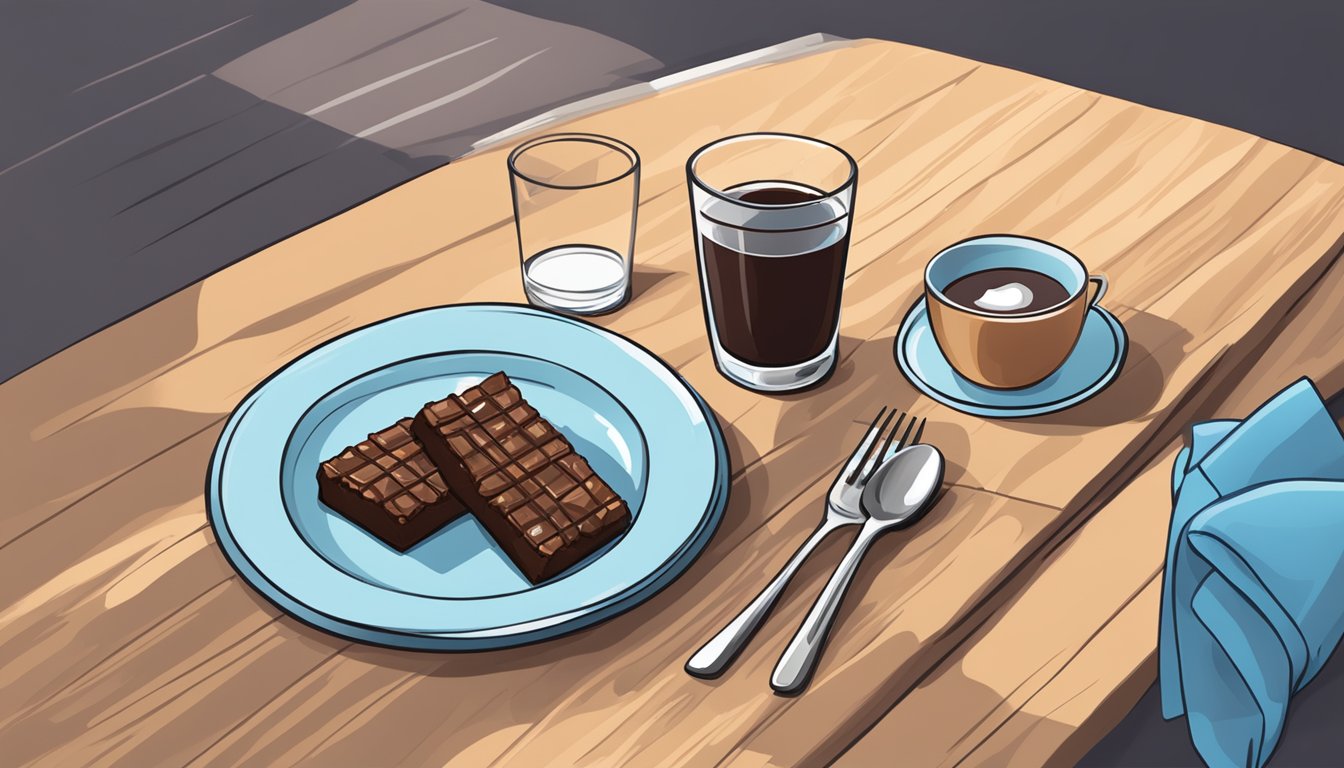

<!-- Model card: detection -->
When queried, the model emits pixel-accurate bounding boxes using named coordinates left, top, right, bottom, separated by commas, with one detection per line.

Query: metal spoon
left=770, top=443, right=945, bottom=695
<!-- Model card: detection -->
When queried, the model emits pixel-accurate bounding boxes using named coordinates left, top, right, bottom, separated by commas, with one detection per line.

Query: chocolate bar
left=412, top=372, right=631, bottom=583
left=317, top=418, right=467, bottom=551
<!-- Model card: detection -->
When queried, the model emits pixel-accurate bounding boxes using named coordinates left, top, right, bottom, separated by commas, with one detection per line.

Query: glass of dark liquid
left=687, top=133, right=857, bottom=392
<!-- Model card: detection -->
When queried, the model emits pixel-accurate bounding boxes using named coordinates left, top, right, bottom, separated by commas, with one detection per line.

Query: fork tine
left=893, top=414, right=918, bottom=453
left=860, top=411, right=904, bottom=483
left=839, top=406, right=887, bottom=482
left=846, top=408, right=895, bottom=485
left=910, top=417, right=926, bottom=447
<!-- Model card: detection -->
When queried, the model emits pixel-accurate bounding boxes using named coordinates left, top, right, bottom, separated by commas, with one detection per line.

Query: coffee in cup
left=924, top=235, right=1107, bottom=389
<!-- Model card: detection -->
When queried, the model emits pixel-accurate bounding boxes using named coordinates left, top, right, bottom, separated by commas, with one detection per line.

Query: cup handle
left=1087, top=275, right=1108, bottom=306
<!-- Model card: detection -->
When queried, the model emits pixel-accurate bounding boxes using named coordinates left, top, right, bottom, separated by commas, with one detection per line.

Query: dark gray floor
left=4, top=1, right=1343, bottom=764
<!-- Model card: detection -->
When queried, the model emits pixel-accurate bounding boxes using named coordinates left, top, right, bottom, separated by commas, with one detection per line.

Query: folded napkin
left=1160, top=377, right=1344, bottom=767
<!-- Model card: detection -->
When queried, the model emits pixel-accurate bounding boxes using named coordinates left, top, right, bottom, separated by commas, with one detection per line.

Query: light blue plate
left=895, top=298, right=1128, bottom=418
left=207, top=304, right=728, bottom=650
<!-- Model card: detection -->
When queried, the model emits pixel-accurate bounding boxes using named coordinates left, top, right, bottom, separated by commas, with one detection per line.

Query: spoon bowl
left=861, top=443, right=944, bottom=526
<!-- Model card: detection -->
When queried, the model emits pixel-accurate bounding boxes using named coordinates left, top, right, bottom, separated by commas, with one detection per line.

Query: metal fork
left=685, top=406, right=917, bottom=679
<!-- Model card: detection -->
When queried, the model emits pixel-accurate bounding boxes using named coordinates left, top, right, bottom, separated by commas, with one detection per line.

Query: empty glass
left=508, top=133, right=640, bottom=315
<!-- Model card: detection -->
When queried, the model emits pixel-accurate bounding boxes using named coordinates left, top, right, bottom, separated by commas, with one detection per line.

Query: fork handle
left=771, top=522, right=878, bottom=694
left=686, top=519, right=847, bottom=679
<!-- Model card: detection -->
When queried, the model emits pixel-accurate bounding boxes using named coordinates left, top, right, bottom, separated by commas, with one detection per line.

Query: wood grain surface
left=2, top=38, right=1343, bottom=767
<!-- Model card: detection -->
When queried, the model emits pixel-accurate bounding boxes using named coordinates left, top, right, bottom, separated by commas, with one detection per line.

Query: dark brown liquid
left=942, top=268, right=1069, bottom=314
left=699, top=186, right=849, bottom=367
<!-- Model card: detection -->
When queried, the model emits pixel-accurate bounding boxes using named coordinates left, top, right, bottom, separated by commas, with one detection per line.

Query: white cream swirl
left=973, top=282, right=1034, bottom=312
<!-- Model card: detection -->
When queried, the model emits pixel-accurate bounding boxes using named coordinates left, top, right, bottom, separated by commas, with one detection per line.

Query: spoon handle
left=770, top=522, right=878, bottom=694
left=687, top=519, right=845, bottom=679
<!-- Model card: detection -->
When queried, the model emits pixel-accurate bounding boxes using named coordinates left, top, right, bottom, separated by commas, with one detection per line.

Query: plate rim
left=894, top=297, right=1128, bottom=418
left=206, top=302, right=729, bottom=651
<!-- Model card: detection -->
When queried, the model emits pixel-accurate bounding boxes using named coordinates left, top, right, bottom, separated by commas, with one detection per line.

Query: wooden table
left=3, top=38, right=1343, bottom=767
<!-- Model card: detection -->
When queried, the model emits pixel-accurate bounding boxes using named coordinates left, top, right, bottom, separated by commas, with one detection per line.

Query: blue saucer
left=895, top=297, right=1127, bottom=418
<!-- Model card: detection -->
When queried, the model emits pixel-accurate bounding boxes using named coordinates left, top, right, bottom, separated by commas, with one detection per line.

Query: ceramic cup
left=924, top=235, right=1107, bottom=389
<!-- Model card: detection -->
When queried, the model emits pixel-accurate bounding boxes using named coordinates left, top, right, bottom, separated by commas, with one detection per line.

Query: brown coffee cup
left=924, top=235, right=1107, bottom=389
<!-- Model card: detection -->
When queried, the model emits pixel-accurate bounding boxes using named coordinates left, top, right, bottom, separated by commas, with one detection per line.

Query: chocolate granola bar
left=412, top=372, right=631, bottom=583
left=317, top=418, right=467, bottom=551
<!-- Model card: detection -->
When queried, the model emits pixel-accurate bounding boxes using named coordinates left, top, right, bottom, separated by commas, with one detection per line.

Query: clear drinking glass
left=687, top=132, right=858, bottom=392
left=508, top=133, right=640, bottom=315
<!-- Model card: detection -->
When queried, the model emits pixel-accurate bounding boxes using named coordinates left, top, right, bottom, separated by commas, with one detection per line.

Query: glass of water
left=508, top=133, right=640, bottom=315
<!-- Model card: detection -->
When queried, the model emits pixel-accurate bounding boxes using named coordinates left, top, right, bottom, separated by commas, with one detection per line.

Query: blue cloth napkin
left=1160, top=377, right=1344, bottom=767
